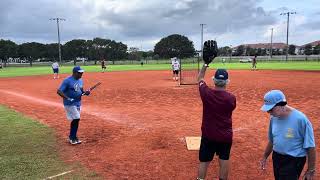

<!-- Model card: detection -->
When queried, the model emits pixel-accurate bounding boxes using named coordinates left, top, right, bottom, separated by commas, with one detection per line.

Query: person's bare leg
left=198, top=162, right=210, bottom=179
left=218, top=159, right=230, bottom=180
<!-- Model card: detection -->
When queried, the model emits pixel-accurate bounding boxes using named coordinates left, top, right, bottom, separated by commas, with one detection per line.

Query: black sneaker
left=69, top=139, right=77, bottom=145
left=75, top=138, right=82, bottom=144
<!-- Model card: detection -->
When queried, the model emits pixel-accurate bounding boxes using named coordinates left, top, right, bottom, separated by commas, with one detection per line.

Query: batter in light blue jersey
left=57, top=66, right=91, bottom=145
left=260, top=90, right=316, bottom=180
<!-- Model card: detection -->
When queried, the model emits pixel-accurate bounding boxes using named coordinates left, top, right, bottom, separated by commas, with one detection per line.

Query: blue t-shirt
left=268, top=108, right=315, bottom=157
left=58, top=76, right=83, bottom=106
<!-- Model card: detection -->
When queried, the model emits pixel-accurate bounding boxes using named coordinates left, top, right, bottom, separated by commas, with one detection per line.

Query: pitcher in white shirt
left=52, top=61, right=60, bottom=79
left=171, top=57, right=180, bottom=81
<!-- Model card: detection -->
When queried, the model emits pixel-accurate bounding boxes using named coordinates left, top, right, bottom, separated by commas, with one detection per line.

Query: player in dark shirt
left=101, top=59, right=107, bottom=73
left=252, top=55, right=257, bottom=70
left=197, top=66, right=236, bottom=179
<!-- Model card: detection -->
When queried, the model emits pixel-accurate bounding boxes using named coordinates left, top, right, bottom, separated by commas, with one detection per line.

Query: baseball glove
left=203, top=40, right=218, bottom=65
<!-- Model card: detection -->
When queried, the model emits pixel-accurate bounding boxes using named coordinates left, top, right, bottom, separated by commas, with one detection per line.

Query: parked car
left=239, top=58, right=252, bottom=63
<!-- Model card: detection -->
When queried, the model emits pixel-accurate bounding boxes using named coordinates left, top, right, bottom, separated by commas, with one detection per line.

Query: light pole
left=229, top=45, right=232, bottom=62
left=200, top=23, right=206, bottom=57
left=280, top=12, right=296, bottom=61
left=50, top=18, right=66, bottom=64
left=270, top=28, right=273, bottom=58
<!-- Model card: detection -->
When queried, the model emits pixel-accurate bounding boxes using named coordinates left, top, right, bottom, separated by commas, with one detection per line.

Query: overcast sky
left=1, top=0, right=319, bottom=50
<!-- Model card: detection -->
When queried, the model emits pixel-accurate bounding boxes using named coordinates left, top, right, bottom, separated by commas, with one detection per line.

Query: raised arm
left=197, top=64, right=208, bottom=82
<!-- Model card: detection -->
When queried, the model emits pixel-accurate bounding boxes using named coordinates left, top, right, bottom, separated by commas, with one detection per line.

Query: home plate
left=185, top=136, right=201, bottom=150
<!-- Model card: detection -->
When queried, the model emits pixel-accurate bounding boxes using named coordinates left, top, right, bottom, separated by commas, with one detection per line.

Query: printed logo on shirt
left=74, top=83, right=81, bottom=92
left=285, top=128, right=294, bottom=138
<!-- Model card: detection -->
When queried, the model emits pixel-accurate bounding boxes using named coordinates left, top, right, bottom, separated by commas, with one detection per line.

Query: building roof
left=233, top=43, right=288, bottom=49
left=302, top=40, right=320, bottom=47
left=231, top=40, right=320, bottom=49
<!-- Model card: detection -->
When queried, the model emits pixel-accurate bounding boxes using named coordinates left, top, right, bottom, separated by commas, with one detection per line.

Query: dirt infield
left=0, top=70, right=319, bottom=179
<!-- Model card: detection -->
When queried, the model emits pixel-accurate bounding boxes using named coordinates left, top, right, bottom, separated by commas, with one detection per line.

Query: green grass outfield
left=0, top=105, right=101, bottom=179
left=0, top=61, right=319, bottom=77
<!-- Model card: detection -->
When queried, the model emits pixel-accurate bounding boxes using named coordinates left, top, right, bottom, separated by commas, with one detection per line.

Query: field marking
left=0, top=90, right=147, bottom=129
left=0, top=90, right=249, bottom=132
left=233, top=127, right=248, bottom=132
left=44, top=170, right=73, bottom=179
left=0, top=90, right=62, bottom=108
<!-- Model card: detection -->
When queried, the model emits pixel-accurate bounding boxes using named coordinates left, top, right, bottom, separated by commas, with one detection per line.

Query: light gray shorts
left=64, top=105, right=81, bottom=121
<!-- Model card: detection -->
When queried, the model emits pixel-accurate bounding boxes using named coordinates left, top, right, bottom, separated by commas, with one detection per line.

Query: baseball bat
left=82, top=82, right=101, bottom=95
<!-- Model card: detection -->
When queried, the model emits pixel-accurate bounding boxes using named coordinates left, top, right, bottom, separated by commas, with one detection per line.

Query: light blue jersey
left=59, top=76, right=83, bottom=106
left=268, top=108, right=315, bottom=157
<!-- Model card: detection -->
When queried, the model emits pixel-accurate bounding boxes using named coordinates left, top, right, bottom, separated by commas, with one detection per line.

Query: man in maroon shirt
left=196, top=41, right=236, bottom=180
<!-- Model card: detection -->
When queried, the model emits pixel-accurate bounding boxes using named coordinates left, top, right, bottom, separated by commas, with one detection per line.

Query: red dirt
left=0, top=70, right=319, bottom=179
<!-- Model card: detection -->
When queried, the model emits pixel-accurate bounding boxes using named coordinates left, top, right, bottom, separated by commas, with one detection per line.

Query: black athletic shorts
left=173, top=70, right=179, bottom=74
left=272, top=151, right=306, bottom=180
left=52, top=68, right=59, bottom=73
left=199, top=136, right=232, bottom=162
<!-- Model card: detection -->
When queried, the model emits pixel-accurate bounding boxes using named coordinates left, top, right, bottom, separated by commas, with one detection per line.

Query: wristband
left=307, top=169, right=315, bottom=173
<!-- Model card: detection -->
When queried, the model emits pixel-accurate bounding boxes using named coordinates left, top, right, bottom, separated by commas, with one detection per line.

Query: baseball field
left=0, top=62, right=319, bottom=179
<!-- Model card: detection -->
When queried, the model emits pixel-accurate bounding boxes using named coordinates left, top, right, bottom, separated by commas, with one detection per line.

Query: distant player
left=171, top=57, right=180, bottom=81
left=52, top=61, right=59, bottom=79
left=252, top=55, right=257, bottom=70
left=101, top=59, right=107, bottom=73
left=222, top=58, right=226, bottom=65
left=140, top=59, right=144, bottom=66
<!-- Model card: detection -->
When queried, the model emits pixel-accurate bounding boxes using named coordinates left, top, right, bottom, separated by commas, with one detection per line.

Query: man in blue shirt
left=57, top=66, right=90, bottom=145
left=260, top=90, right=316, bottom=180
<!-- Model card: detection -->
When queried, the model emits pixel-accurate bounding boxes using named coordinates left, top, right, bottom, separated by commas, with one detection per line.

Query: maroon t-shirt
left=199, top=80, right=236, bottom=143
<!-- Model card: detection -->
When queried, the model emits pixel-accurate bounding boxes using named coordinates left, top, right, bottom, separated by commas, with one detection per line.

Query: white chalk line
left=0, top=90, right=247, bottom=140
left=44, top=170, right=73, bottom=179
left=0, top=90, right=147, bottom=129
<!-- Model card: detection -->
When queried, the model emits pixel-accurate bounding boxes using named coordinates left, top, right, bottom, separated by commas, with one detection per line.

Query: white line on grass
left=0, top=90, right=147, bottom=129
left=44, top=170, right=73, bottom=179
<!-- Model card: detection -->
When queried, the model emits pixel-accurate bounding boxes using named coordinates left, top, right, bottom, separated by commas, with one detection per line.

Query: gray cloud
left=0, top=0, right=306, bottom=49
left=95, top=0, right=276, bottom=38
left=300, top=21, right=320, bottom=31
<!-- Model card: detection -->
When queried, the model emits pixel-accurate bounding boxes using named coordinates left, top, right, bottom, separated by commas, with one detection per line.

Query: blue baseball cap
left=261, top=90, right=286, bottom=112
left=72, top=66, right=84, bottom=73
left=214, top=69, right=228, bottom=80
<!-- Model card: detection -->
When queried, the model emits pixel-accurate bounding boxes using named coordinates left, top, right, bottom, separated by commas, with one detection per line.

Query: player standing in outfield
left=57, top=66, right=91, bottom=145
left=52, top=61, right=59, bottom=79
left=222, top=58, right=226, bottom=65
left=171, top=57, right=180, bottom=81
left=260, top=90, right=316, bottom=180
left=252, top=55, right=257, bottom=70
left=101, top=59, right=107, bottom=73
left=197, top=40, right=236, bottom=180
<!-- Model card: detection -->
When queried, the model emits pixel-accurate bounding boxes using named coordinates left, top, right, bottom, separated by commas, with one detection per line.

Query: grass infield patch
left=0, top=105, right=101, bottom=179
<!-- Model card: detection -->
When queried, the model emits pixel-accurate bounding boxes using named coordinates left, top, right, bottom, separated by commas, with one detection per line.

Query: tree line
left=1, top=34, right=319, bottom=66
left=0, top=34, right=197, bottom=66
left=0, top=38, right=128, bottom=66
